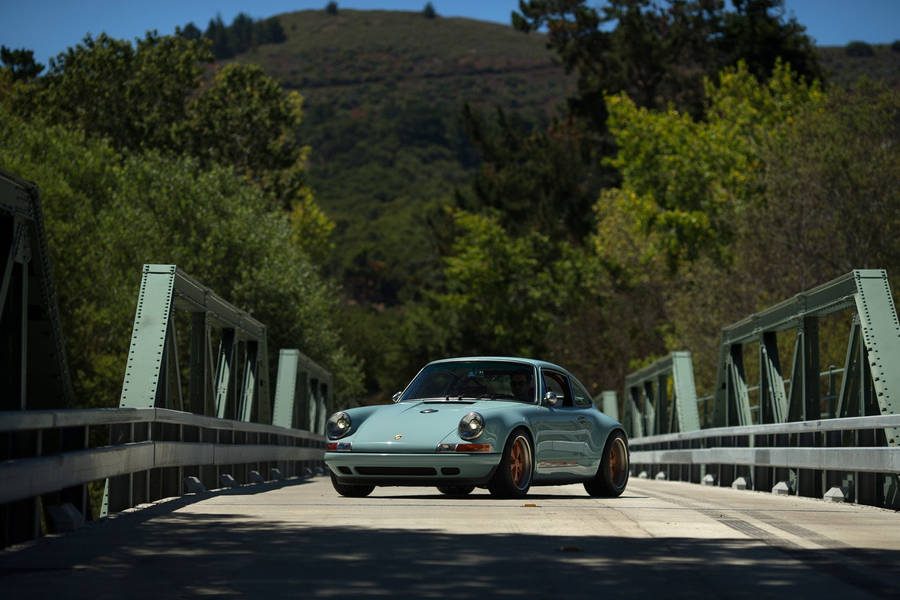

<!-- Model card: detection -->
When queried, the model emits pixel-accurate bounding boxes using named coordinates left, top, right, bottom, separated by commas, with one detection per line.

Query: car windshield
left=402, top=360, right=537, bottom=403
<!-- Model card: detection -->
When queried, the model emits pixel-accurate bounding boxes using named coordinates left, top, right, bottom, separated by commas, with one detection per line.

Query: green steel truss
left=622, top=351, right=701, bottom=438
left=711, top=270, right=899, bottom=448
left=272, top=349, right=332, bottom=434
left=119, top=264, right=271, bottom=423
left=0, top=170, right=73, bottom=410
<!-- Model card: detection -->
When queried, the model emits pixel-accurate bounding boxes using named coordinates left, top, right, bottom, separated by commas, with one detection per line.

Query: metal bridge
left=2, top=169, right=900, bottom=598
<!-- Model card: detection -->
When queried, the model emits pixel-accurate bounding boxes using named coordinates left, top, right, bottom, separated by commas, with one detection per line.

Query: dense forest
left=1, top=0, right=899, bottom=413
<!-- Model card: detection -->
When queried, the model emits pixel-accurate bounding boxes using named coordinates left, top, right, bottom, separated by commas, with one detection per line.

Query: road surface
left=2, top=476, right=899, bottom=598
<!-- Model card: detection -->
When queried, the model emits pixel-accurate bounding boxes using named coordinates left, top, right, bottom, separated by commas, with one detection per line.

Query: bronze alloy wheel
left=609, top=435, right=629, bottom=489
left=509, top=434, right=533, bottom=490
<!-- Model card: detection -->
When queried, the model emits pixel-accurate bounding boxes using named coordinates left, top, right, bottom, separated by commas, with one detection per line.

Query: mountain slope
left=236, top=10, right=573, bottom=303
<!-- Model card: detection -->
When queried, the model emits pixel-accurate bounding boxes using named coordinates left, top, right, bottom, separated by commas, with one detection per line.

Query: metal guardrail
left=0, top=408, right=325, bottom=506
left=629, top=415, right=900, bottom=506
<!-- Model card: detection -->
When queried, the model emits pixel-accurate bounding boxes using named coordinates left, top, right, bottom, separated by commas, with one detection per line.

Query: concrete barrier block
left=249, top=470, right=265, bottom=484
left=183, top=476, right=207, bottom=494
left=638, top=471, right=648, bottom=479
left=702, top=474, right=717, bottom=486
left=271, top=468, right=284, bottom=481
left=824, top=487, right=847, bottom=503
left=654, top=472, right=667, bottom=481
left=219, top=473, right=239, bottom=489
left=46, top=503, right=84, bottom=532
left=772, top=481, right=792, bottom=495
left=302, top=467, right=314, bottom=478
left=731, top=477, right=748, bottom=490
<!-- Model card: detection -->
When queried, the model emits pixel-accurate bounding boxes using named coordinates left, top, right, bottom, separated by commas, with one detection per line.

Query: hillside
left=235, top=9, right=573, bottom=304
left=816, top=44, right=900, bottom=89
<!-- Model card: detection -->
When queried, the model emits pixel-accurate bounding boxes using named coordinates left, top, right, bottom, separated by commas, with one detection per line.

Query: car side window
left=542, top=370, right=572, bottom=407
left=571, top=378, right=593, bottom=409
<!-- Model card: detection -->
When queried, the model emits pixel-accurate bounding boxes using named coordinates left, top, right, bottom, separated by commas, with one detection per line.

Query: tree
left=179, top=64, right=304, bottom=195
left=513, top=0, right=822, bottom=119
left=259, top=18, right=287, bottom=44
left=459, top=105, right=607, bottom=242
left=845, top=41, right=875, bottom=57
left=205, top=15, right=234, bottom=59
left=230, top=12, right=255, bottom=54
left=31, top=32, right=213, bottom=151
left=423, top=3, right=437, bottom=19
left=177, top=22, right=203, bottom=40
left=0, top=108, right=364, bottom=405
left=0, top=46, right=44, bottom=81
left=598, top=61, right=822, bottom=271
left=326, top=2, right=339, bottom=16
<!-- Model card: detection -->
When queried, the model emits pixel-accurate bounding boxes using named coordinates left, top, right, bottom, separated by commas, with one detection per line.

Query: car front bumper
left=325, top=451, right=501, bottom=487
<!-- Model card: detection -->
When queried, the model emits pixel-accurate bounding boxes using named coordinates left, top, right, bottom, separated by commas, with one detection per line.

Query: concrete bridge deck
left=2, top=477, right=899, bottom=599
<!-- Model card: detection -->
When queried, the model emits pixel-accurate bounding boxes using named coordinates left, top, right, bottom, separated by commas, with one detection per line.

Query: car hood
left=347, top=400, right=514, bottom=453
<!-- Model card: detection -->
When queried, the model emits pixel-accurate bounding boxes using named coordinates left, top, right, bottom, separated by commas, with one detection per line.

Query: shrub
left=845, top=41, right=874, bottom=57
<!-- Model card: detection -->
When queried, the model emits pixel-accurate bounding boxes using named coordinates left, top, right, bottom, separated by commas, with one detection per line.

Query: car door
left=532, top=369, right=593, bottom=478
left=569, top=375, right=604, bottom=475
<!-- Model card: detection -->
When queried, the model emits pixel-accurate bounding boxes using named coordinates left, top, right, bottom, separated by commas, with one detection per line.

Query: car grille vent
left=355, top=467, right=437, bottom=476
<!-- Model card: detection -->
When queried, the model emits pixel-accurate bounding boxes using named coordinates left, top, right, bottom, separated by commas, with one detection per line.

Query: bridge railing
left=629, top=414, right=900, bottom=506
left=0, top=407, right=324, bottom=543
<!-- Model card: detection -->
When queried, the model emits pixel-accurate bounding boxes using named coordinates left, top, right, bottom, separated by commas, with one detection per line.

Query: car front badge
left=394, top=434, right=403, bottom=440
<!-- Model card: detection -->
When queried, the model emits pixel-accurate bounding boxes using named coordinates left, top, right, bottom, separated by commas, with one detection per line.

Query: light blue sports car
left=325, top=357, right=629, bottom=498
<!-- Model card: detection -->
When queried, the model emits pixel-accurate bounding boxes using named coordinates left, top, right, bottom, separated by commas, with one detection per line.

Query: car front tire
left=584, top=430, right=629, bottom=497
left=488, top=429, right=534, bottom=498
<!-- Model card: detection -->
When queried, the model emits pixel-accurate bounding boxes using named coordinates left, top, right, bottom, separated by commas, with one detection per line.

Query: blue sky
left=2, top=0, right=898, bottom=69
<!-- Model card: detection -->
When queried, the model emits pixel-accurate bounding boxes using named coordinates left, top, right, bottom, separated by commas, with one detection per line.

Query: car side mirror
left=392, top=391, right=403, bottom=403
left=543, top=391, right=561, bottom=407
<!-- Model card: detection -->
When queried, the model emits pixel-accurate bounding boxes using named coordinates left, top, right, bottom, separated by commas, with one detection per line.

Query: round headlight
left=327, top=411, right=352, bottom=439
left=458, top=412, right=484, bottom=440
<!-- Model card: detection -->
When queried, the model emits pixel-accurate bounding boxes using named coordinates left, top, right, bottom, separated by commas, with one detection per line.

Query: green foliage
left=459, top=105, right=605, bottom=242
left=845, top=41, right=875, bottom=58
left=0, top=46, right=44, bottom=81
left=423, top=3, right=437, bottom=19
left=513, top=0, right=822, bottom=119
left=29, top=32, right=212, bottom=151
left=596, top=68, right=899, bottom=393
left=10, top=31, right=332, bottom=257
left=177, top=63, right=309, bottom=204
left=600, top=61, right=822, bottom=271
left=892, top=41, right=900, bottom=53
left=0, top=108, right=364, bottom=406
left=326, top=2, right=339, bottom=16
left=401, top=209, right=574, bottom=364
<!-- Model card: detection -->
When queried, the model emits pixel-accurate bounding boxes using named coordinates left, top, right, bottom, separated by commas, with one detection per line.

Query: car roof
left=425, top=356, right=569, bottom=373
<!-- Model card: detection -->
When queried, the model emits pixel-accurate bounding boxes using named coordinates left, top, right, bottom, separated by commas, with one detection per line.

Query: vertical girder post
left=189, top=312, right=208, bottom=415
left=238, top=341, right=258, bottom=422
left=599, top=390, right=619, bottom=421
left=19, top=258, right=28, bottom=410
left=642, top=381, right=656, bottom=436
left=656, top=374, right=668, bottom=435
left=725, top=344, right=752, bottom=426
left=853, top=270, right=900, bottom=447
left=759, top=332, right=788, bottom=424
left=671, top=352, right=701, bottom=432
left=215, top=328, right=235, bottom=419
left=120, top=265, right=176, bottom=409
